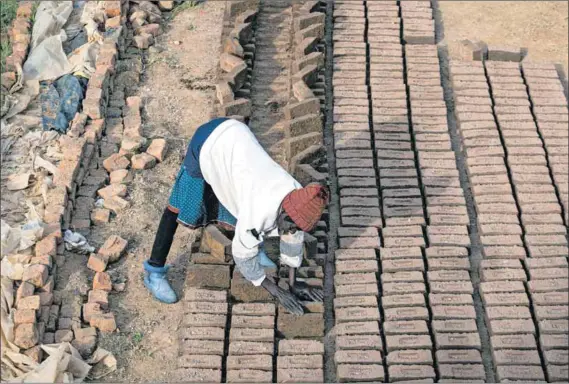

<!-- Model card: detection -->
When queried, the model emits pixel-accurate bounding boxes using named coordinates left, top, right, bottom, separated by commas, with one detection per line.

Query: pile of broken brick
left=0, top=1, right=33, bottom=93
left=130, top=1, right=172, bottom=49
left=4, top=0, right=173, bottom=368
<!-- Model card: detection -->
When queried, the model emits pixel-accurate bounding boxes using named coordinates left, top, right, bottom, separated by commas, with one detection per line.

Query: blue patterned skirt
left=167, top=166, right=237, bottom=230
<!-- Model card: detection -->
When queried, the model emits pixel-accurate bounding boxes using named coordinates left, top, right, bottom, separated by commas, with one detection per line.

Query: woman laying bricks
left=143, top=117, right=329, bottom=315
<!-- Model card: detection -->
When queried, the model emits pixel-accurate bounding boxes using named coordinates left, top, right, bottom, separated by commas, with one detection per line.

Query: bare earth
left=83, top=2, right=225, bottom=382
left=438, top=1, right=569, bottom=73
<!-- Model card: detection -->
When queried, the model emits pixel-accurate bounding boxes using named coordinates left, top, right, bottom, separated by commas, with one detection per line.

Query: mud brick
left=278, top=312, right=323, bottom=338
left=231, top=314, right=274, bottom=329
left=496, top=365, right=545, bottom=382
left=383, top=282, right=426, bottom=296
left=525, top=224, right=567, bottom=236
left=526, top=234, right=567, bottom=247
left=183, top=313, right=227, bottom=328
left=528, top=278, right=568, bottom=293
left=535, top=305, right=569, bottom=321
left=478, top=223, right=521, bottom=236
left=541, top=333, right=569, bottom=350
left=336, top=364, right=384, bottom=383
left=185, top=301, right=228, bottom=315
left=436, top=350, right=482, bottom=365
left=335, top=249, right=377, bottom=262
left=337, top=335, right=383, bottom=351
left=339, top=236, right=380, bottom=249
left=277, top=368, right=323, bottom=383
left=337, top=168, right=376, bottom=178
left=532, top=291, right=568, bottom=306
left=482, top=246, right=526, bottom=259
left=340, top=187, right=378, bottom=197
left=386, top=334, right=432, bottom=352
left=528, top=267, right=568, bottom=280
left=382, top=271, right=425, bottom=283
left=382, top=294, right=426, bottom=309
left=180, top=327, right=225, bottom=341
left=335, top=283, right=378, bottom=297
left=335, top=273, right=377, bottom=287
left=435, top=332, right=481, bottom=350
left=492, top=349, right=541, bottom=366
left=383, top=237, right=426, bottom=250
left=380, top=168, right=417, bottom=179
left=433, top=319, right=478, bottom=334
left=547, top=365, right=569, bottom=382
left=429, top=294, right=473, bottom=307
left=187, top=264, right=230, bottom=289
left=428, top=270, right=471, bottom=282
left=385, top=307, right=429, bottom=322
left=426, top=246, right=469, bottom=259
left=336, top=260, right=378, bottom=274
left=334, top=296, right=378, bottom=309
left=480, top=281, right=525, bottom=294
left=382, top=259, right=425, bottom=273
left=432, top=305, right=476, bottom=320
left=430, top=281, right=473, bottom=295
left=384, top=320, right=429, bottom=335
left=278, top=355, right=322, bottom=370
left=383, top=197, right=422, bottom=208
left=338, top=177, right=376, bottom=188
left=482, top=292, right=529, bottom=307
left=480, top=235, right=523, bottom=247
left=336, top=350, right=383, bottom=366
left=438, top=364, right=486, bottom=380
left=427, top=258, right=471, bottom=271
left=480, top=268, right=526, bottom=283
left=336, top=306, right=380, bottom=323
left=489, top=319, right=536, bottom=335
left=527, top=245, right=568, bottom=259
left=338, top=227, right=378, bottom=239
left=426, top=196, right=467, bottom=207
left=387, top=350, right=433, bottom=367
left=335, top=321, right=380, bottom=336
left=544, top=349, right=569, bottom=365
left=178, top=354, right=222, bottom=370
left=491, top=334, right=537, bottom=350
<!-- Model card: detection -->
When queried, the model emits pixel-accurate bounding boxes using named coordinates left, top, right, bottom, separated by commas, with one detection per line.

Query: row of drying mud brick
left=450, top=59, right=568, bottom=382
left=178, top=231, right=329, bottom=383
left=176, top=289, right=326, bottom=383
left=330, top=1, right=487, bottom=382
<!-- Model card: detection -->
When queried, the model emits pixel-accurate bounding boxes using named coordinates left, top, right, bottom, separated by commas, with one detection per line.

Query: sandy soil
left=76, top=2, right=224, bottom=382
left=438, top=1, right=569, bottom=73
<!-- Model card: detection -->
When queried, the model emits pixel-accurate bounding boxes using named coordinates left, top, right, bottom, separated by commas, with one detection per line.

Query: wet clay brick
left=229, top=341, right=273, bottom=356
left=276, top=368, right=323, bottom=383
left=227, top=355, right=272, bottom=371
left=488, top=319, right=536, bottom=335
left=185, top=302, right=228, bottom=315
left=277, top=355, right=322, bottom=370
left=438, top=364, right=485, bottom=380
left=337, top=364, right=384, bottom=382
left=335, top=273, right=377, bottom=286
left=431, top=305, right=476, bottom=320
left=335, top=321, right=380, bottom=336
left=183, top=313, right=227, bottom=328
left=491, top=334, right=537, bottom=350
left=435, top=332, right=481, bottom=350
left=436, top=349, right=482, bottom=364
left=432, top=319, right=478, bottom=333
left=335, top=307, right=380, bottom=323
left=386, top=334, right=432, bottom=352
left=384, top=307, right=430, bottom=322
left=383, top=321, right=429, bottom=335
left=540, top=333, right=569, bottom=349
left=386, top=349, right=432, bottom=366
left=388, top=365, right=436, bottom=381
left=336, top=350, right=382, bottom=365
left=336, top=335, right=383, bottom=351
left=492, top=349, right=541, bottom=365
left=482, top=292, right=529, bottom=307
left=496, top=365, right=545, bottom=381
left=334, top=296, right=377, bottom=309
left=429, top=281, right=473, bottom=294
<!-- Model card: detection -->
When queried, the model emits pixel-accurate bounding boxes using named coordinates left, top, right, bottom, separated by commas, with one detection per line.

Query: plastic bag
left=63, top=230, right=95, bottom=254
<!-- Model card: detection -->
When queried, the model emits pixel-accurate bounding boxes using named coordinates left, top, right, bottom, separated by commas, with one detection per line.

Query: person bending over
left=144, top=117, right=329, bottom=314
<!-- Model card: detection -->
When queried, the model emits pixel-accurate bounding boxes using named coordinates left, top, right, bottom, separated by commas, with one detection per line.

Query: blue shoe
left=258, top=249, right=277, bottom=268
left=143, top=261, right=178, bottom=304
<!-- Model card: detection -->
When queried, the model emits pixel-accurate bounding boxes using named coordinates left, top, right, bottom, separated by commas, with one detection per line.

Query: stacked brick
left=1, top=1, right=34, bottom=90
left=330, top=2, right=384, bottom=382
left=522, top=62, right=569, bottom=227
left=401, top=0, right=435, bottom=45
left=285, top=1, right=326, bottom=166
left=128, top=1, right=169, bottom=49
left=177, top=288, right=229, bottom=383
left=216, top=2, right=259, bottom=120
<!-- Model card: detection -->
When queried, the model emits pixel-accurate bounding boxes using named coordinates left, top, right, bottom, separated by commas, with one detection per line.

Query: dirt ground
left=438, top=1, right=569, bottom=74
left=67, top=2, right=224, bottom=382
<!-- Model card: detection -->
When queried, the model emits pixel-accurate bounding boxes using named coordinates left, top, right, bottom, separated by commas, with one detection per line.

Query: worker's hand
left=261, top=278, right=304, bottom=316
left=291, top=281, right=324, bottom=302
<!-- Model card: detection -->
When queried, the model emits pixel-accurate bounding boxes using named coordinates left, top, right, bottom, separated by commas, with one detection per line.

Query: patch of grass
left=132, top=332, right=144, bottom=344
left=0, top=0, right=17, bottom=70
left=169, top=1, right=201, bottom=20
